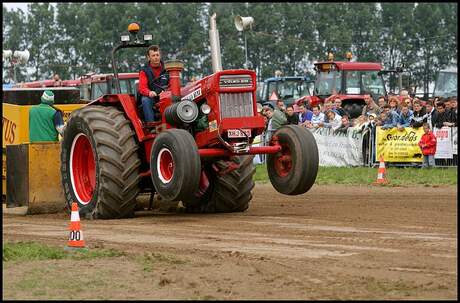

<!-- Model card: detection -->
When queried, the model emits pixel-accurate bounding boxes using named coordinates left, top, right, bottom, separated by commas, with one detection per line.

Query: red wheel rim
left=157, top=148, right=174, bottom=183
left=70, top=133, right=96, bottom=204
left=274, top=142, right=292, bottom=178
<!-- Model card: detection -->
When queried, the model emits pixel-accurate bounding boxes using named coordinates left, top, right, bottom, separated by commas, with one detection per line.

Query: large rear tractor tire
left=150, top=129, right=201, bottom=202
left=61, top=105, right=141, bottom=219
left=183, top=155, right=256, bottom=213
left=267, top=125, right=318, bottom=195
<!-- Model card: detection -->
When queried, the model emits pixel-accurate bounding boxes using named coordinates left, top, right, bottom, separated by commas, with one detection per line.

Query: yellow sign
left=2, top=102, right=85, bottom=196
left=376, top=127, right=424, bottom=162
left=2, top=103, right=84, bottom=148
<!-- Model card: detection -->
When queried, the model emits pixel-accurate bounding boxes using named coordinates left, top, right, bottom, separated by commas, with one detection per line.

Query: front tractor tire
left=150, top=129, right=201, bottom=202
left=61, top=105, right=141, bottom=219
left=267, top=125, right=319, bottom=195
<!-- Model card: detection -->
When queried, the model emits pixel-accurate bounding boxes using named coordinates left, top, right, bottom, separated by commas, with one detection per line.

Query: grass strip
left=254, top=164, right=457, bottom=186
left=3, top=241, right=125, bottom=262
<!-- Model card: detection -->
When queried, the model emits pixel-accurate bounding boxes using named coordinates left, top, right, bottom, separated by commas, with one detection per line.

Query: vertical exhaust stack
left=209, top=13, right=222, bottom=73
left=164, top=60, right=184, bottom=102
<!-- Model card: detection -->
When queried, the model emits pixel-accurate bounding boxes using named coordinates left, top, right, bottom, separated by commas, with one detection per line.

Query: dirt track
left=2, top=183, right=457, bottom=300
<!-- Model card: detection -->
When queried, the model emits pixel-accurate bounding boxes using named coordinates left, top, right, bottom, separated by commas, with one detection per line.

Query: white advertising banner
left=309, top=127, right=363, bottom=167
left=452, top=127, right=457, bottom=155
left=434, top=127, right=453, bottom=159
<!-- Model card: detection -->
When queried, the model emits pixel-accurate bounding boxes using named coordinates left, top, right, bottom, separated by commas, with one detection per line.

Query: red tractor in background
left=18, top=72, right=139, bottom=102
left=60, top=19, right=319, bottom=219
left=298, top=52, right=387, bottom=118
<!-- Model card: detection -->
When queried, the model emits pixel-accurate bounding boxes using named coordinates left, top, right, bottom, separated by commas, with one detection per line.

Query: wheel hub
left=274, top=143, right=292, bottom=177
left=70, top=133, right=96, bottom=205
left=157, top=148, right=174, bottom=183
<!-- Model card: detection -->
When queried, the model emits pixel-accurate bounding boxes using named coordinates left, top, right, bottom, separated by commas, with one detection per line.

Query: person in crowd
left=399, top=89, right=411, bottom=103
left=450, top=97, right=458, bottom=126
left=332, top=97, right=348, bottom=117
left=388, top=96, right=400, bottom=114
left=29, top=90, right=65, bottom=142
left=382, top=104, right=400, bottom=124
left=53, top=73, right=62, bottom=87
left=276, top=99, right=286, bottom=113
left=285, top=105, right=299, bottom=125
left=336, top=114, right=351, bottom=133
left=261, top=103, right=275, bottom=126
left=431, top=102, right=453, bottom=128
left=377, top=105, right=398, bottom=130
left=368, top=113, right=378, bottom=126
left=353, top=114, right=371, bottom=133
left=361, top=94, right=379, bottom=117
left=444, top=97, right=458, bottom=126
left=308, top=105, right=325, bottom=129
left=298, top=104, right=313, bottom=127
left=321, top=100, right=335, bottom=122
left=444, top=97, right=452, bottom=112
left=402, top=97, right=413, bottom=110
left=396, top=103, right=414, bottom=130
left=410, top=100, right=427, bottom=128
left=418, top=123, right=437, bottom=168
left=264, top=105, right=287, bottom=142
left=321, top=110, right=342, bottom=131
left=376, top=96, right=387, bottom=114
left=138, top=45, right=170, bottom=124
left=451, top=97, right=457, bottom=113
left=424, top=100, right=435, bottom=129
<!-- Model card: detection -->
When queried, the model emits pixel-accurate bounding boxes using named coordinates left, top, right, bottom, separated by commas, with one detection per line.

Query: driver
left=139, top=45, right=170, bottom=123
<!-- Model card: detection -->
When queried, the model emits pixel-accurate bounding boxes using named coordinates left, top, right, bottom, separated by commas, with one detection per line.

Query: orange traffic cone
left=374, top=156, right=388, bottom=184
left=66, top=202, right=85, bottom=249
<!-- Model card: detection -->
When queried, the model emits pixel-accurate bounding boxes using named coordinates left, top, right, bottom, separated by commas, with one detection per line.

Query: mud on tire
left=183, top=155, right=256, bottom=213
left=61, top=105, right=141, bottom=219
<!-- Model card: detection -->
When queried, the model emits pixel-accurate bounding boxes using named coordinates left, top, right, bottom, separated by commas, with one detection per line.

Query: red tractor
left=60, top=21, right=319, bottom=219
left=302, top=52, right=387, bottom=118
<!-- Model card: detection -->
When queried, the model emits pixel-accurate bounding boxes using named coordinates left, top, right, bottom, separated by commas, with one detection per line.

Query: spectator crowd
left=259, top=90, right=457, bottom=167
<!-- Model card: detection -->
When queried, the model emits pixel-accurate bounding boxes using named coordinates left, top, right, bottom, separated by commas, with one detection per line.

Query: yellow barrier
left=2, top=102, right=84, bottom=198
left=6, top=142, right=65, bottom=214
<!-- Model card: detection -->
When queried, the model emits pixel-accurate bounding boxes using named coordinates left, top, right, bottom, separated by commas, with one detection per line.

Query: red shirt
left=418, top=131, right=437, bottom=156
left=139, top=63, right=162, bottom=97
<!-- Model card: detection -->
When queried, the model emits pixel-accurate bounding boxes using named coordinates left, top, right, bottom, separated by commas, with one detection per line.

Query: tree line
left=2, top=2, right=457, bottom=96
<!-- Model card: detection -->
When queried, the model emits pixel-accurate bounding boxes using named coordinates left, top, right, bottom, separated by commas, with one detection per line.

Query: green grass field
left=254, top=164, right=458, bottom=186
left=3, top=241, right=124, bottom=262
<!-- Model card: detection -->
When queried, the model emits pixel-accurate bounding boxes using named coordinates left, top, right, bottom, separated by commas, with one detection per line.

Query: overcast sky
left=3, top=2, right=31, bottom=11
left=3, top=2, right=57, bottom=12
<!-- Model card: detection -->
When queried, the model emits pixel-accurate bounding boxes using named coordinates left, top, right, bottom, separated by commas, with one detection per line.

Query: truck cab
left=257, top=76, right=312, bottom=108
left=433, top=67, right=457, bottom=98
left=78, top=72, right=139, bottom=101
left=308, top=58, right=386, bottom=118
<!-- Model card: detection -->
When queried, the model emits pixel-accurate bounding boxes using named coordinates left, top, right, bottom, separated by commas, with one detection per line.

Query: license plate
left=227, top=129, right=251, bottom=138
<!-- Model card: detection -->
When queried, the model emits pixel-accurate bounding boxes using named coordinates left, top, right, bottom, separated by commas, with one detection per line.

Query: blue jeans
left=141, top=96, right=157, bottom=122
left=422, top=155, right=435, bottom=168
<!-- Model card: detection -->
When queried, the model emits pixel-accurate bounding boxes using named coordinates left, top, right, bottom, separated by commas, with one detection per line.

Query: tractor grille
left=219, top=92, right=254, bottom=119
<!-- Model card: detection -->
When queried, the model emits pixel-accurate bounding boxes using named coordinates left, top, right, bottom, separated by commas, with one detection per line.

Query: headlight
left=120, top=35, right=130, bottom=42
left=144, top=34, right=153, bottom=41
left=256, top=103, right=263, bottom=113
left=177, top=100, right=199, bottom=123
left=200, top=103, right=211, bottom=114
